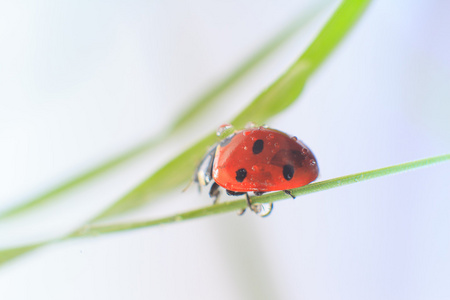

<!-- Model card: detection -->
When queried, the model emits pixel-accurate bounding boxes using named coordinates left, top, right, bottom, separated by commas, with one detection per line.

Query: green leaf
left=0, top=4, right=326, bottom=221
left=2, top=154, right=448, bottom=266
left=93, top=0, right=372, bottom=221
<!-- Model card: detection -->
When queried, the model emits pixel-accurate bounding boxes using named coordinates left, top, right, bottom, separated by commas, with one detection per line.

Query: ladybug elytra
left=194, top=126, right=318, bottom=216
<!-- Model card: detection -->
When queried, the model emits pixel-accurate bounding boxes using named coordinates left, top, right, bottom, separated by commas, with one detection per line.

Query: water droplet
left=309, top=159, right=316, bottom=166
left=252, top=165, right=261, bottom=172
left=274, top=143, right=279, bottom=148
left=251, top=204, right=262, bottom=214
left=255, top=203, right=273, bottom=217
left=216, top=124, right=234, bottom=137
left=291, top=136, right=298, bottom=141
left=266, top=134, right=274, bottom=140
left=243, top=146, right=248, bottom=150
left=301, top=148, right=308, bottom=154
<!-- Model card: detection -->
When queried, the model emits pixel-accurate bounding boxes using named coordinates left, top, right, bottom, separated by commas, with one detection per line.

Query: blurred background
left=0, top=0, right=449, bottom=299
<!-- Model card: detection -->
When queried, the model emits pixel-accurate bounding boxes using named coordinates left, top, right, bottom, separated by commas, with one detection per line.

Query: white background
left=1, top=0, right=449, bottom=299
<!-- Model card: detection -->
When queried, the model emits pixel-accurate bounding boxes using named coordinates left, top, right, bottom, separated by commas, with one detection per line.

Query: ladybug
left=194, top=126, right=319, bottom=216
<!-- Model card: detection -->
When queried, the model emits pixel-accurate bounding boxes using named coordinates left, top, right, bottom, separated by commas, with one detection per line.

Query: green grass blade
left=2, top=154, right=447, bottom=267
left=73, top=154, right=450, bottom=236
left=92, top=0, right=372, bottom=221
left=232, top=0, right=371, bottom=128
left=0, top=5, right=325, bottom=221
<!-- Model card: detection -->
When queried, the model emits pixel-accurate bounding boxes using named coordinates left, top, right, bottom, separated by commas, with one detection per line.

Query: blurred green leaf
left=0, top=138, right=161, bottom=220
left=2, top=154, right=448, bottom=266
left=0, top=3, right=327, bottom=221
left=93, top=0, right=371, bottom=221
left=0, top=243, right=45, bottom=266
left=171, top=1, right=329, bottom=131
left=93, top=133, right=217, bottom=219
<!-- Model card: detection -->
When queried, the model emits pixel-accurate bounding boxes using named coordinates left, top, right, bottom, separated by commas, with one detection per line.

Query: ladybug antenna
left=182, top=180, right=196, bottom=193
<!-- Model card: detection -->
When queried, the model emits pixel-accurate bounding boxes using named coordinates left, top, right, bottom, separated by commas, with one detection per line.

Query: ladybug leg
left=237, top=208, right=246, bottom=216
left=244, top=193, right=253, bottom=210
left=226, top=190, right=254, bottom=207
left=245, top=193, right=264, bottom=215
left=226, top=190, right=272, bottom=216
left=226, top=190, right=247, bottom=215
left=284, top=190, right=296, bottom=199
left=209, top=182, right=221, bottom=204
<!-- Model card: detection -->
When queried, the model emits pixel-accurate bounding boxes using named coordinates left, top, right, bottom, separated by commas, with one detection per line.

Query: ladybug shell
left=212, top=127, right=318, bottom=192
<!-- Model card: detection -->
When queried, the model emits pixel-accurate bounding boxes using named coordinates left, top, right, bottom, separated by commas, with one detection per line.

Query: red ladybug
left=194, top=126, right=319, bottom=216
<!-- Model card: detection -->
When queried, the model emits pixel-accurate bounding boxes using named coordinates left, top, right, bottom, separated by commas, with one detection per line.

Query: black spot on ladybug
left=235, top=168, right=247, bottom=182
left=270, top=149, right=305, bottom=168
left=252, top=139, right=264, bottom=154
left=283, top=165, right=295, bottom=181
left=219, top=134, right=235, bottom=148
